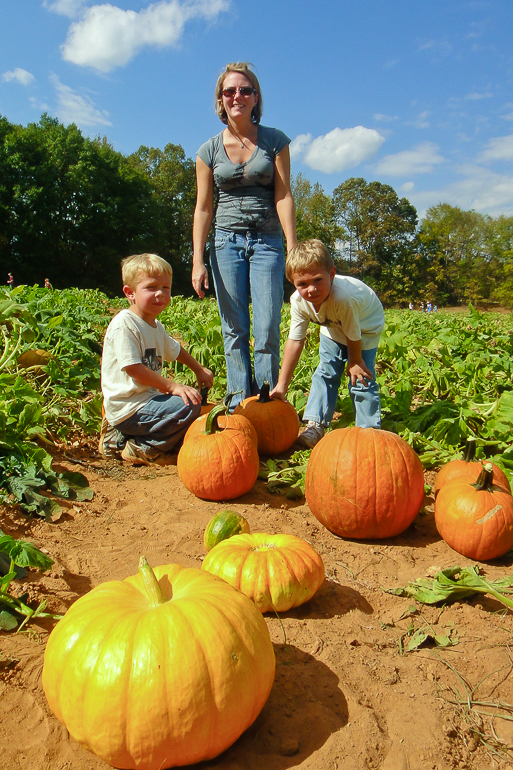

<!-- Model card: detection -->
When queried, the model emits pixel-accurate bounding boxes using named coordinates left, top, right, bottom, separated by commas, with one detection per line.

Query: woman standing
left=192, top=62, right=296, bottom=407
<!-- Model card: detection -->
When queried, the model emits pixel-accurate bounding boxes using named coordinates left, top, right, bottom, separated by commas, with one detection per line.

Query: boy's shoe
left=98, top=417, right=126, bottom=459
left=121, top=439, right=161, bottom=466
left=295, top=421, right=325, bottom=449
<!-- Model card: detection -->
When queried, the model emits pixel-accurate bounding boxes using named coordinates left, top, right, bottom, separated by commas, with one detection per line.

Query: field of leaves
left=1, top=286, right=513, bottom=518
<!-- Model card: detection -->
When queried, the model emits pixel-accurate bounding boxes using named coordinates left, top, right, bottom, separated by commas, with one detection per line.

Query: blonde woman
left=192, top=62, right=296, bottom=407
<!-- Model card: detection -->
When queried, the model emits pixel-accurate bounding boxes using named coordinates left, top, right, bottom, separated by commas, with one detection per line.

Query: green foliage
left=0, top=530, right=62, bottom=631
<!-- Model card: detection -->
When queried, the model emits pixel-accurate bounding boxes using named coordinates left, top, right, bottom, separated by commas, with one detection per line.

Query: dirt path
left=1, top=443, right=513, bottom=770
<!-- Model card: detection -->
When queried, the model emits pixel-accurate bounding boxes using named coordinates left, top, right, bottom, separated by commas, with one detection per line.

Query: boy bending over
left=99, top=254, right=213, bottom=464
left=271, top=239, right=385, bottom=449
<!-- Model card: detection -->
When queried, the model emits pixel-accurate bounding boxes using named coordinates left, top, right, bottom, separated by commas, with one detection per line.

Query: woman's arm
left=274, top=144, right=297, bottom=252
left=192, top=156, right=214, bottom=298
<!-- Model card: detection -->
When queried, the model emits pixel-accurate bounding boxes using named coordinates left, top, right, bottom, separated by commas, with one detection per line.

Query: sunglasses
left=222, top=86, right=256, bottom=98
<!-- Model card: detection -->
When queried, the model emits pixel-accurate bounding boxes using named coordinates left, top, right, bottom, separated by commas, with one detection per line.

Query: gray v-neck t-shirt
left=197, top=125, right=290, bottom=233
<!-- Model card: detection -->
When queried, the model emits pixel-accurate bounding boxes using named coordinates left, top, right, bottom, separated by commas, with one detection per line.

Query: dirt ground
left=1, top=438, right=513, bottom=770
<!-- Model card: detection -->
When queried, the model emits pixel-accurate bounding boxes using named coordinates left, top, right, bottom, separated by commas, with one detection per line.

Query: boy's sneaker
left=98, top=416, right=126, bottom=459
left=295, top=421, right=325, bottom=449
left=121, top=439, right=161, bottom=466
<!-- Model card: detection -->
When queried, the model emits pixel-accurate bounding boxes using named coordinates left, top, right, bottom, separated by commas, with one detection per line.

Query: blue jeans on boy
left=303, top=336, right=381, bottom=428
left=115, top=394, right=201, bottom=452
left=210, top=228, right=285, bottom=408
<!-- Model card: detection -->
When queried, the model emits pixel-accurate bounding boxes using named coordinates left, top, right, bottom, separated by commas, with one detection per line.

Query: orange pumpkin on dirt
left=177, top=404, right=259, bottom=501
left=435, top=463, right=513, bottom=561
left=305, top=427, right=425, bottom=540
left=234, top=382, right=299, bottom=455
left=434, top=438, right=511, bottom=495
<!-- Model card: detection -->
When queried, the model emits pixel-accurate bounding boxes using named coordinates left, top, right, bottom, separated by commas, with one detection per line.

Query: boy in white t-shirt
left=271, top=239, right=385, bottom=449
left=99, top=254, right=213, bottom=465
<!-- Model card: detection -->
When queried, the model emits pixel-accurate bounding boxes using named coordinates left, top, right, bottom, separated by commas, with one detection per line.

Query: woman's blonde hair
left=214, top=62, right=263, bottom=125
left=121, top=254, right=173, bottom=289
left=285, top=239, right=335, bottom=282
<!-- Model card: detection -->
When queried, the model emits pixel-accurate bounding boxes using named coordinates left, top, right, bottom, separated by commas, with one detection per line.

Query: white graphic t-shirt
left=288, top=275, right=385, bottom=349
left=101, top=309, right=181, bottom=425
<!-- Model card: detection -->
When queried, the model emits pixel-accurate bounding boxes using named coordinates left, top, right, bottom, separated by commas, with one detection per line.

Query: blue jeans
left=115, top=395, right=201, bottom=452
left=210, top=228, right=285, bottom=407
left=304, top=336, right=381, bottom=428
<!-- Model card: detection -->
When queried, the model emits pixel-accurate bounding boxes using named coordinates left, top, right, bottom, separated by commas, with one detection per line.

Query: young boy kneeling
left=99, top=254, right=213, bottom=465
left=271, top=239, right=385, bottom=449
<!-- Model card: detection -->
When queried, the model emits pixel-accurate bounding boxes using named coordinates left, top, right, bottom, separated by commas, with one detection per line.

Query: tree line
left=1, top=113, right=512, bottom=307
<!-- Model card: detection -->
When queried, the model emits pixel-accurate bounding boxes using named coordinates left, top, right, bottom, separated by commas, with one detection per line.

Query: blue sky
left=1, top=0, right=513, bottom=219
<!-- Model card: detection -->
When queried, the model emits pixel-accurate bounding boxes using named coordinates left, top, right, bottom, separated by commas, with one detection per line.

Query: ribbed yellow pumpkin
left=42, top=558, right=275, bottom=770
left=202, top=533, right=325, bottom=613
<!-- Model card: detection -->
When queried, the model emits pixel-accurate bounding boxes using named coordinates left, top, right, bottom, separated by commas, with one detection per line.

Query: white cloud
left=290, top=133, right=313, bottom=160
left=373, top=113, right=398, bottom=123
left=466, top=91, right=493, bottom=101
left=374, top=142, right=444, bottom=176
left=2, top=68, right=36, bottom=86
left=44, top=0, right=85, bottom=17
left=61, top=0, right=230, bottom=72
left=479, top=134, right=513, bottom=163
left=51, top=74, right=112, bottom=127
left=401, top=182, right=415, bottom=192
left=291, top=127, right=385, bottom=174
left=411, top=165, right=513, bottom=219
left=406, top=110, right=430, bottom=129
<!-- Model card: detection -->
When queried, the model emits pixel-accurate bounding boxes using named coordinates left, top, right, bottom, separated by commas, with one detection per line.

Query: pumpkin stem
left=200, top=386, right=210, bottom=406
left=463, top=438, right=477, bottom=463
left=258, top=382, right=272, bottom=403
left=203, top=402, right=229, bottom=434
left=138, top=556, right=169, bottom=606
left=472, top=463, right=495, bottom=492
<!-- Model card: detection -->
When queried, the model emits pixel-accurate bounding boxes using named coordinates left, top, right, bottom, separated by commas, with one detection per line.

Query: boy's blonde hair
left=121, top=254, right=173, bottom=289
left=286, top=239, right=335, bottom=282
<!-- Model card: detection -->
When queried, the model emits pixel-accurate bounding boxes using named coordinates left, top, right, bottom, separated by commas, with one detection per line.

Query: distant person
left=409, top=301, right=414, bottom=310
left=192, top=61, right=296, bottom=409
left=99, top=253, right=213, bottom=465
left=271, top=239, right=385, bottom=449
left=427, top=301, right=432, bottom=313
left=420, top=301, right=425, bottom=312
left=7, top=272, right=13, bottom=288
left=44, top=278, right=52, bottom=289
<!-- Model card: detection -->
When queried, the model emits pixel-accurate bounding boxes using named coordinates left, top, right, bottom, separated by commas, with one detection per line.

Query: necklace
left=228, top=126, right=248, bottom=149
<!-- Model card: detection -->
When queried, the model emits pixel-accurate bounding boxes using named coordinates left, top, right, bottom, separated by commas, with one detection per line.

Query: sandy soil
left=1, top=437, right=513, bottom=770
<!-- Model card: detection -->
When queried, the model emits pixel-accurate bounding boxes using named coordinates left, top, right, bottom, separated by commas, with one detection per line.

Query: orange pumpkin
left=202, top=533, right=325, bottom=612
left=184, top=409, right=257, bottom=446
left=177, top=404, right=259, bottom=501
left=305, top=427, right=425, bottom=539
left=434, top=438, right=511, bottom=495
left=42, top=558, right=275, bottom=769
left=435, top=463, right=513, bottom=560
left=234, top=382, right=299, bottom=455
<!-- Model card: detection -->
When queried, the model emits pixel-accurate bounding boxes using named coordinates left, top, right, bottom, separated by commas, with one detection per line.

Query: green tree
left=332, top=177, right=418, bottom=303
left=129, top=144, right=197, bottom=295
left=292, top=173, right=344, bottom=253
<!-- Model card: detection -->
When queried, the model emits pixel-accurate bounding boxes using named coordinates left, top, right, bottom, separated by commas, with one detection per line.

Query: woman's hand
left=192, top=262, right=209, bottom=299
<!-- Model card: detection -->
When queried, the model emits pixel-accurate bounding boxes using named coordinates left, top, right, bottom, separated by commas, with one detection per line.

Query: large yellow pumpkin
left=42, top=558, right=275, bottom=770
left=234, top=382, right=299, bottom=455
left=305, top=427, right=425, bottom=539
left=202, top=532, right=325, bottom=613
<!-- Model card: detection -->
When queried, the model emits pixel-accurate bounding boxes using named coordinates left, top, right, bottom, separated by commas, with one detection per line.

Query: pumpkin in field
left=202, top=532, right=325, bottom=612
left=434, top=438, right=511, bottom=495
left=305, top=427, right=425, bottom=540
left=204, top=510, right=251, bottom=551
left=185, top=408, right=258, bottom=446
left=42, top=557, right=275, bottom=770
left=435, top=463, right=513, bottom=561
left=234, top=382, right=299, bottom=455
left=177, top=404, right=259, bottom=501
